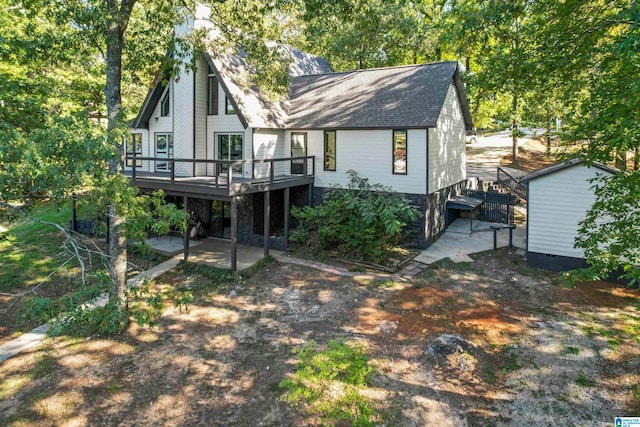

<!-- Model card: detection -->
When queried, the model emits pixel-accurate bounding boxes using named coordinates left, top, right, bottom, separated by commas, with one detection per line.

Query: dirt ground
left=500, top=138, right=558, bottom=172
left=1, top=251, right=639, bottom=426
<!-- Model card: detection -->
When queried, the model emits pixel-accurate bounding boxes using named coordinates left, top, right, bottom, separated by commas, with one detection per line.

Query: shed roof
left=519, top=158, right=618, bottom=183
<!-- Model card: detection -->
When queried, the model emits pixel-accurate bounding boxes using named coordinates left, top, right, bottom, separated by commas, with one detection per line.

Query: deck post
left=183, top=196, right=189, bottom=262
left=307, top=184, right=313, bottom=206
left=264, top=190, right=270, bottom=257
left=283, top=187, right=290, bottom=250
left=231, top=196, right=238, bottom=272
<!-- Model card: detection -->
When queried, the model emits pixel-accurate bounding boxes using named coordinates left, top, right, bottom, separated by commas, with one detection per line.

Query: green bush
left=291, top=170, right=421, bottom=263
left=279, top=339, right=376, bottom=426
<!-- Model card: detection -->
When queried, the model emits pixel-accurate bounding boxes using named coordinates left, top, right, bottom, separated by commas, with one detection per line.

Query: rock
left=377, top=320, right=399, bottom=335
left=423, top=334, right=478, bottom=377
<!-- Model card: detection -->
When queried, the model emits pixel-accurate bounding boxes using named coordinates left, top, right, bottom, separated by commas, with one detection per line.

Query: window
left=207, top=74, right=218, bottom=115
left=291, top=132, right=307, bottom=175
left=324, top=130, right=336, bottom=171
left=225, top=96, right=235, bottom=115
left=125, top=133, right=142, bottom=167
left=160, top=88, right=170, bottom=117
left=217, top=133, right=243, bottom=175
left=155, top=133, right=173, bottom=172
left=392, top=129, right=407, bottom=174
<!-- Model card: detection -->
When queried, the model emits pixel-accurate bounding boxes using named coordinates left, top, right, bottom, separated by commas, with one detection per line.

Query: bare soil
left=500, top=138, right=557, bottom=172
left=1, top=250, right=639, bottom=426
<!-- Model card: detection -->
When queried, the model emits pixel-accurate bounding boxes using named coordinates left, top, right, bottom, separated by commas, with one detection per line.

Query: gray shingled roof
left=206, top=47, right=332, bottom=129
left=285, top=61, right=473, bottom=130
left=519, top=158, right=618, bottom=183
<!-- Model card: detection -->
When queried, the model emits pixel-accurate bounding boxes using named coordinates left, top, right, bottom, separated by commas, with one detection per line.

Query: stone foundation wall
left=310, top=181, right=466, bottom=249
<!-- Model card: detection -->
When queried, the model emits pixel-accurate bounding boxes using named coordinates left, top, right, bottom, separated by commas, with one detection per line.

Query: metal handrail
left=125, top=155, right=316, bottom=190
left=496, top=166, right=528, bottom=201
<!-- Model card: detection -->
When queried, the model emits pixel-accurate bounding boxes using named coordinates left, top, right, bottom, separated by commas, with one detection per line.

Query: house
left=126, top=15, right=473, bottom=270
left=520, top=159, right=617, bottom=271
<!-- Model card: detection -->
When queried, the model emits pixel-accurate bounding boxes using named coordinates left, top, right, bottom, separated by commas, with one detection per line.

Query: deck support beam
left=183, top=196, right=189, bottom=262
left=264, top=190, right=270, bottom=257
left=283, top=187, right=290, bottom=250
left=307, top=184, right=313, bottom=206
left=231, top=196, right=238, bottom=272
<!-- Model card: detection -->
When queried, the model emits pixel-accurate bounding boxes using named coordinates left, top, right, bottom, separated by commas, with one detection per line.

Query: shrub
left=279, top=339, right=376, bottom=426
left=291, top=170, right=421, bottom=263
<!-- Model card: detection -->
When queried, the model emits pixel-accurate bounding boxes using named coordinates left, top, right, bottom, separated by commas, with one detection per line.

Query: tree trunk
left=512, top=92, right=519, bottom=166
left=634, top=149, right=639, bottom=171
left=545, top=104, right=551, bottom=154
left=104, top=2, right=134, bottom=309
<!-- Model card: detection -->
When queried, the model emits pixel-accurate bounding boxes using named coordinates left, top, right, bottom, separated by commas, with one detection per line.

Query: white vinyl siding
left=290, top=128, right=427, bottom=195
left=528, top=165, right=614, bottom=259
left=428, top=83, right=466, bottom=193
left=253, top=129, right=285, bottom=179
left=172, top=62, right=194, bottom=176
left=194, top=56, right=208, bottom=176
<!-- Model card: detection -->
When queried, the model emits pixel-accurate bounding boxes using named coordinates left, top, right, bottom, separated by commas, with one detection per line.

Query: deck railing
left=124, top=155, right=315, bottom=190
left=496, top=166, right=528, bottom=201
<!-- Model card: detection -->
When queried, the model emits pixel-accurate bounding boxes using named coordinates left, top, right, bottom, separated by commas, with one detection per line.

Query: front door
left=291, top=132, right=307, bottom=175
left=217, top=133, right=243, bottom=177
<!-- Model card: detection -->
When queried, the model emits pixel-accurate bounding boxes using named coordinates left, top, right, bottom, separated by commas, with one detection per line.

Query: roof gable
left=520, top=158, right=618, bottom=183
left=285, top=61, right=472, bottom=130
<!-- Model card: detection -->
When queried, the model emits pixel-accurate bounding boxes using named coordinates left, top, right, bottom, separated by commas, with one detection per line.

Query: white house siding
left=172, top=62, right=194, bottom=176
left=528, top=165, right=613, bottom=259
left=428, top=83, right=466, bottom=194
left=253, top=129, right=285, bottom=179
left=194, top=56, right=208, bottom=176
left=286, top=129, right=427, bottom=195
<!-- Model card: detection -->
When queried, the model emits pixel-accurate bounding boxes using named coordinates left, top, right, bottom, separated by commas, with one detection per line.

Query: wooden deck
left=125, top=156, right=315, bottom=198
left=127, top=172, right=314, bottom=198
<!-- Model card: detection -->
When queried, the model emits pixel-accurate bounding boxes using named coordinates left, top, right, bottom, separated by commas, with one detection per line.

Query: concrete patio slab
left=414, top=218, right=526, bottom=265
left=145, top=235, right=203, bottom=254
left=187, top=238, right=282, bottom=271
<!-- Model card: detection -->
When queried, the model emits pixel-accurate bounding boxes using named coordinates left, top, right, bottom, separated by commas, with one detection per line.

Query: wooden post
left=183, top=196, right=189, bottom=262
left=231, top=196, right=238, bottom=271
left=307, top=184, right=313, bottom=206
left=284, top=187, right=290, bottom=250
left=71, top=193, right=77, bottom=232
left=264, top=190, right=270, bottom=257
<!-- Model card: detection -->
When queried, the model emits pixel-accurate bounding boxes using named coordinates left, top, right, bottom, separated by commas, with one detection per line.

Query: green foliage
left=574, top=171, right=640, bottom=285
left=279, top=339, right=377, bottom=426
left=291, top=170, right=421, bottom=263
left=575, top=370, right=596, bottom=388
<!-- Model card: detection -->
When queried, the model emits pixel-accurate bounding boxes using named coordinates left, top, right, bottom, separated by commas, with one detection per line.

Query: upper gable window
left=225, top=96, right=235, bottom=115
left=160, top=88, right=170, bottom=117
left=392, top=129, right=407, bottom=175
left=207, top=69, right=218, bottom=115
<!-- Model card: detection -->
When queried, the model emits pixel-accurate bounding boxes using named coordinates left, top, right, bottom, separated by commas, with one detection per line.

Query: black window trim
left=323, top=130, right=337, bottom=172
left=225, top=96, right=235, bottom=115
left=207, top=74, right=219, bottom=116
left=160, top=87, right=170, bottom=117
left=392, top=129, right=408, bottom=175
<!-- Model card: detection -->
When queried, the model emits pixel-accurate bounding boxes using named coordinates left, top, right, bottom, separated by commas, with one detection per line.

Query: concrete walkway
left=414, top=218, right=526, bottom=265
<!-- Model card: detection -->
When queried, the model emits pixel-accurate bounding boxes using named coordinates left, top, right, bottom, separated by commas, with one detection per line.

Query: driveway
left=466, top=130, right=533, bottom=182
